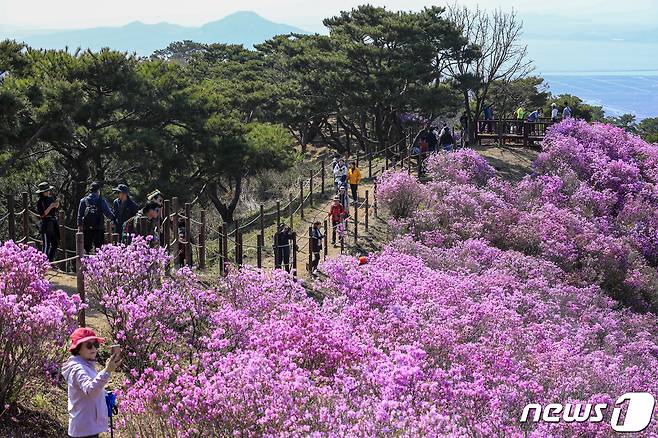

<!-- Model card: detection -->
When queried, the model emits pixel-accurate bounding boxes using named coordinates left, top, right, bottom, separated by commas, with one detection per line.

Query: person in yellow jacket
left=347, top=161, right=361, bottom=204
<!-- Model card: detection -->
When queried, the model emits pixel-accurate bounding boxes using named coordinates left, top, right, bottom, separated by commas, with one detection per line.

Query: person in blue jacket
left=112, top=184, right=139, bottom=237
left=77, top=181, right=115, bottom=254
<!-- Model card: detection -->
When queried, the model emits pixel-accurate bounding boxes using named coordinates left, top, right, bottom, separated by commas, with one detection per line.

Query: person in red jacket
left=329, top=196, right=346, bottom=247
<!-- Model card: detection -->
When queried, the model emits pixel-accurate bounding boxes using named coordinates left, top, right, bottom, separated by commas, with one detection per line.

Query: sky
left=1, top=0, right=657, bottom=32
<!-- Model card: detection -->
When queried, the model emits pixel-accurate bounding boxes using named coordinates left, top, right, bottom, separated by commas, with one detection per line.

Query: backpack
left=82, top=198, right=103, bottom=230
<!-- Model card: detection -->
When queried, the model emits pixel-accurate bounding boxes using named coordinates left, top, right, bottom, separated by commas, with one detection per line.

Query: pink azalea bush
left=104, top=240, right=658, bottom=437
left=83, top=237, right=219, bottom=372
left=376, top=170, right=423, bottom=218
left=0, top=241, right=80, bottom=408
left=383, top=120, right=658, bottom=312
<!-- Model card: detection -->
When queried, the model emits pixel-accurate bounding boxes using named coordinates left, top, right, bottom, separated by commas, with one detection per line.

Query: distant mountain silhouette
left=0, top=11, right=309, bottom=54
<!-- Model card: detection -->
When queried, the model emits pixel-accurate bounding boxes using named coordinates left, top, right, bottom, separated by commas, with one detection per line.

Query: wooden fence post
left=234, top=220, right=240, bottom=266
left=238, top=231, right=243, bottom=267
left=163, top=199, right=171, bottom=252
left=374, top=180, right=378, bottom=218
left=260, top=204, right=264, bottom=239
left=309, top=170, right=314, bottom=207
left=407, top=148, right=412, bottom=175
left=321, top=160, right=325, bottom=194
left=365, top=190, right=370, bottom=231
left=273, top=232, right=279, bottom=269
left=76, top=232, right=86, bottom=327
left=172, top=197, right=180, bottom=268
left=276, top=201, right=281, bottom=230
left=323, top=220, right=328, bottom=260
left=307, top=227, right=312, bottom=275
left=199, top=210, right=206, bottom=269
left=105, top=219, right=112, bottom=244
left=340, top=232, right=345, bottom=254
left=257, top=234, right=263, bottom=268
left=299, top=180, right=304, bottom=220
left=221, top=222, right=228, bottom=275
left=288, top=193, right=293, bottom=229
left=385, top=154, right=389, bottom=171
left=368, top=153, right=373, bottom=179
left=293, top=232, right=298, bottom=277
left=354, top=197, right=358, bottom=245
left=59, top=210, right=67, bottom=272
left=184, top=203, right=192, bottom=266
left=22, top=192, right=29, bottom=244
left=7, top=195, right=16, bottom=241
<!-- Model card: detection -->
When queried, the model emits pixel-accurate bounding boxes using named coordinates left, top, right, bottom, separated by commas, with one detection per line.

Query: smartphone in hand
left=110, top=344, right=122, bottom=359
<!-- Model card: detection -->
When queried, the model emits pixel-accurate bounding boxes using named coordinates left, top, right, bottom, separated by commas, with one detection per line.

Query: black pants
left=312, top=251, right=321, bottom=270
left=41, top=221, right=59, bottom=262
left=83, top=229, right=105, bottom=254
left=276, top=247, right=291, bottom=272
left=350, top=184, right=358, bottom=202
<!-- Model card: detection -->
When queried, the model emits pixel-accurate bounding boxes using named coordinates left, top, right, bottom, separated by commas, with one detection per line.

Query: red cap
left=359, top=256, right=368, bottom=265
left=69, top=327, right=105, bottom=352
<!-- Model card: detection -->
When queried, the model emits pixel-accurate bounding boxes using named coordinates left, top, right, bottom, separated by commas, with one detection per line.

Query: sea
left=542, top=72, right=658, bottom=121
left=528, top=39, right=658, bottom=121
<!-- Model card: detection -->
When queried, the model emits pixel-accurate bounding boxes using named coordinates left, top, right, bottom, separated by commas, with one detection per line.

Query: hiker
left=147, top=189, right=165, bottom=243
left=35, top=182, right=60, bottom=262
left=77, top=182, right=115, bottom=254
left=329, top=196, right=346, bottom=247
left=274, top=224, right=295, bottom=272
left=122, top=202, right=161, bottom=246
left=527, top=109, right=541, bottom=123
left=483, top=104, right=494, bottom=133
left=333, top=159, right=348, bottom=192
left=515, top=106, right=526, bottom=134
left=338, top=184, right=350, bottom=216
left=147, top=189, right=164, bottom=206
left=176, top=218, right=194, bottom=266
left=112, top=184, right=139, bottom=237
left=439, top=126, right=455, bottom=152
left=563, top=105, right=573, bottom=119
left=419, top=123, right=438, bottom=153
left=459, top=111, right=469, bottom=142
left=331, top=156, right=339, bottom=172
left=62, top=327, right=121, bottom=438
left=347, top=161, right=361, bottom=204
left=551, top=103, right=559, bottom=122
left=311, top=221, right=323, bottom=275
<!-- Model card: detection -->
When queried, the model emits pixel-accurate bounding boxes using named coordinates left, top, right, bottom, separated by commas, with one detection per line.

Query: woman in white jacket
left=62, top=327, right=121, bottom=438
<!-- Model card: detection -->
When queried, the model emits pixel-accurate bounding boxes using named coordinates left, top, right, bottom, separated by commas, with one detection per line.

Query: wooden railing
left=475, top=118, right=559, bottom=146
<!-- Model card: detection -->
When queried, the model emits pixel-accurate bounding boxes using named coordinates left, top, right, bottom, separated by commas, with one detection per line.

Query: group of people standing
left=273, top=156, right=363, bottom=276
left=34, top=180, right=187, bottom=264
left=413, top=123, right=455, bottom=154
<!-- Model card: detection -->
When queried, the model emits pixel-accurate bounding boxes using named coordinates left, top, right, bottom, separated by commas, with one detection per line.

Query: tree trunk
left=207, top=176, right=242, bottom=225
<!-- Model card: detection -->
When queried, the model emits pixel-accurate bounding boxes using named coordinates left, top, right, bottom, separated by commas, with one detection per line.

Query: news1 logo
left=520, top=392, right=656, bottom=432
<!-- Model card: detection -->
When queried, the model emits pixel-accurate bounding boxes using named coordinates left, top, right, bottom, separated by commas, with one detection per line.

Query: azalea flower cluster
left=83, top=237, right=219, bottom=372
left=380, top=120, right=658, bottom=312
left=108, top=239, right=658, bottom=436
left=0, top=241, right=80, bottom=407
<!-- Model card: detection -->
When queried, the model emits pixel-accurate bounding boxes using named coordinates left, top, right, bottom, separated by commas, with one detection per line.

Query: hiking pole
left=106, top=390, right=117, bottom=438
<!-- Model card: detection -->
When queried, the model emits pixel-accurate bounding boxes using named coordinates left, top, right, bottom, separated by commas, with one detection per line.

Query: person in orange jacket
left=347, top=161, right=362, bottom=204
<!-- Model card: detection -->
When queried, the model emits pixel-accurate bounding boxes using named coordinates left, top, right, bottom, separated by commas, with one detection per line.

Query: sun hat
left=333, top=195, right=340, bottom=201
left=112, top=184, right=130, bottom=194
left=35, top=182, right=54, bottom=194
left=69, top=327, right=106, bottom=352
